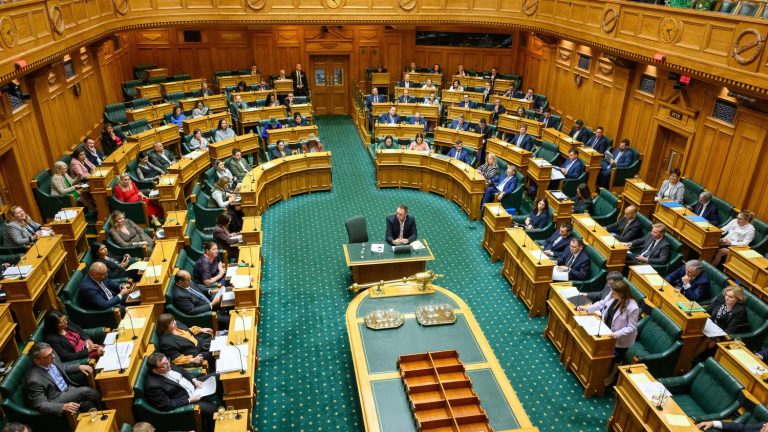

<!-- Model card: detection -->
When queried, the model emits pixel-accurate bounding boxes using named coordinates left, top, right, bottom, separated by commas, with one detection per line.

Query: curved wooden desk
left=346, top=285, right=537, bottom=432
left=240, top=152, right=332, bottom=216
left=374, top=150, right=486, bottom=220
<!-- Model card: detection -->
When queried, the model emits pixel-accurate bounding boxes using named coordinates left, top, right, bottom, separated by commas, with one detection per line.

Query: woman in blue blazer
left=521, top=198, right=550, bottom=231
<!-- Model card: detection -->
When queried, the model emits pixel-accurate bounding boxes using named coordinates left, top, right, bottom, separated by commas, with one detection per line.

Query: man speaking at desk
left=386, top=204, right=418, bottom=246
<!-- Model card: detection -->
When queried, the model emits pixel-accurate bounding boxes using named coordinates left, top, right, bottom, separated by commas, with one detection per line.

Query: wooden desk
left=240, top=152, right=332, bottom=216
left=608, top=365, right=699, bottom=431
left=214, top=409, right=251, bottom=431
left=226, top=246, right=262, bottom=316
left=526, top=158, right=553, bottom=202
left=155, top=174, right=185, bottom=214
left=433, top=126, right=483, bottom=151
left=446, top=105, right=492, bottom=124
left=125, top=103, right=174, bottom=125
left=623, top=178, right=658, bottom=217
left=545, top=283, right=616, bottom=397
left=0, top=304, right=20, bottom=364
left=716, top=341, right=768, bottom=404
left=545, top=190, right=574, bottom=226
left=496, top=95, right=534, bottom=112
left=182, top=111, right=230, bottom=135
left=373, top=124, right=424, bottom=141
left=126, top=124, right=179, bottom=153
left=288, top=103, right=313, bottom=119
left=49, top=207, right=88, bottom=270
left=267, top=125, right=319, bottom=144
left=343, top=240, right=435, bottom=284
left=371, top=102, right=393, bottom=118
left=145, top=68, right=168, bottom=79
left=370, top=72, right=390, bottom=87
left=2, top=235, right=67, bottom=340
left=483, top=203, right=512, bottom=262
left=571, top=213, right=628, bottom=273
left=628, top=266, right=708, bottom=373
left=375, top=150, right=486, bottom=220
left=391, top=102, right=432, bottom=118
left=160, top=78, right=204, bottom=95
left=95, top=305, right=156, bottom=426
left=393, top=87, right=441, bottom=100
left=168, top=150, right=210, bottom=197
left=221, top=308, right=258, bottom=410
left=101, top=142, right=139, bottom=178
left=442, top=90, right=484, bottom=105
left=88, top=167, right=115, bottom=225
left=133, top=240, right=179, bottom=315
left=135, top=84, right=162, bottom=102
left=178, top=94, right=228, bottom=112
left=241, top=216, right=263, bottom=246
left=230, top=89, right=275, bottom=103
left=75, top=409, right=119, bottom=432
left=501, top=227, right=555, bottom=317
left=160, top=210, right=188, bottom=248
left=451, top=75, right=487, bottom=88
left=273, top=79, right=294, bottom=93
left=238, top=106, right=290, bottom=135
left=653, top=201, right=722, bottom=261
left=486, top=138, right=532, bottom=174
left=207, top=133, right=260, bottom=161
left=497, top=115, right=544, bottom=138
left=406, top=72, right=443, bottom=86
left=578, top=146, right=603, bottom=194
left=542, top=128, right=579, bottom=156
left=724, top=246, right=768, bottom=301
left=218, top=74, right=260, bottom=89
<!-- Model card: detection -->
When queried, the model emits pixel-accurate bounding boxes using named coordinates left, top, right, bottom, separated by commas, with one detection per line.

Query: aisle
left=253, top=115, right=613, bottom=431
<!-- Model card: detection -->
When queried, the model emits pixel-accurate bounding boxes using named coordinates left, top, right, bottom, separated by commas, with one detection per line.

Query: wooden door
left=653, top=127, right=688, bottom=185
left=309, top=56, right=349, bottom=115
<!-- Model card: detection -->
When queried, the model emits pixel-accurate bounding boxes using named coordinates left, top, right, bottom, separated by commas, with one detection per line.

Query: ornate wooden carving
left=601, top=8, right=617, bottom=34
left=732, top=28, right=765, bottom=65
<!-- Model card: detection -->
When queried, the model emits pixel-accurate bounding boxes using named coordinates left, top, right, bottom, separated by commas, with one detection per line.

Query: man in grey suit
left=25, top=342, right=101, bottom=415
left=148, top=142, right=176, bottom=173
left=226, top=148, right=251, bottom=183
left=4, top=206, right=51, bottom=246
left=625, top=223, right=671, bottom=266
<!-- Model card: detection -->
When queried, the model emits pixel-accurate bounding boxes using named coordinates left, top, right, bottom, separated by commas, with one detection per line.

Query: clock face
left=324, top=0, right=341, bottom=8
left=0, top=16, right=17, bottom=48
left=659, top=18, right=678, bottom=44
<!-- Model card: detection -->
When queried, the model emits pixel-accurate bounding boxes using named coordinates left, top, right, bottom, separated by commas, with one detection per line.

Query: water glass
left=217, top=406, right=226, bottom=421
left=89, top=408, right=98, bottom=423
left=227, top=406, right=236, bottom=420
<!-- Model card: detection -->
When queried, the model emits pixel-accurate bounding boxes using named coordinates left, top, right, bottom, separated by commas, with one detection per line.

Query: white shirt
left=162, top=370, right=195, bottom=397
left=723, top=220, right=756, bottom=246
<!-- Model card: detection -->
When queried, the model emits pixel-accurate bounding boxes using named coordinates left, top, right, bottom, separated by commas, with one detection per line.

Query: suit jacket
left=270, top=147, right=291, bottom=160
left=148, top=149, right=176, bottom=171
left=398, top=80, right=417, bottom=88
left=587, top=296, right=640, bottom=348
left=567, top=127, right=591, bottom=143
left=51, top=173, right=79, bottom=196
left=366, top=94, right=386, bottom=109
left=447, top=148, right=470, bottom=164
left=604, top=217, right=643, bottom=243
left=78, top=274, right=124, bottom=310
left=539, top=115, right=557, bottom=130
left=490, top=105, right=507, bottom=123
left=84, top=148, right=104, bottom=167
left=213, top=225, right=239, bottom=260
left=379, top=113, right=401, bottom=124
left=144, top=364, right=197, bottom=411
left=510, top=133, right=535, bottom=151
left=410, top=117, right=427, bottom=132
left=707, top=294, right=750, bottom=335
left=159, top=322, right=206, bottom=364
left=585, top=135, right=610, bottom=154
left=573, top=197, right=593, bottom=215
left=541, top=231, right=573, bottom=255
left=25, top=353, right=83, bottom=414
left=385, top=214, right=417, bottom=245
left=560, top=158, right=585, bottom=179
left=655, top=180, right=685, bottom=204
left=292, top=70, right=308, bottom=91
left=172, top=283, right=213, bottom=315
left=4, top=218, right=42, bottom=246
left=227, top=158, right=251, bottom=181
left=397, top=95, right=415, bottom=103
left=665, top=264, right=711, bottom=302
left=691, top=202, right=720, bottom=225
left=557, top=250, right=591, bottom=281
left=721, top=422, right=766, bottom=432
left=632, top=234, right=671, bottom=265
left=526, top=210, right=550, bottom=229
left=449, top=120, right=470, bottom=131
left=458, top=100, right=477, bottom=109
left=44, top=322, right=93, bottom=362
left=490, top=173, right=518, bottom=196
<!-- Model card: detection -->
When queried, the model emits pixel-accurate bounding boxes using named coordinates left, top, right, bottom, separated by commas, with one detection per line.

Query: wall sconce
left=73, top=83, right=81, bottom=97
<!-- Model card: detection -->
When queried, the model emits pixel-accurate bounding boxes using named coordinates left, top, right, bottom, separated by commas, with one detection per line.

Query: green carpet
left=253, top=115, right=614, bottom=431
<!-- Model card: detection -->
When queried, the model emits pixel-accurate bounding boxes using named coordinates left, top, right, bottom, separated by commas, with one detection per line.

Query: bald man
left=604, top=205, right=643, bottom=243
left=172, top=270, right=230, bottom=327
left=78, top=262, right=131, bottom=310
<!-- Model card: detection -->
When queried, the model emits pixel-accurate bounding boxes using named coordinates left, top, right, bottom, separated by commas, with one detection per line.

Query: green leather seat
left=532, top=141, right=559, bottom=164
left=700, top=261, right=729, bottom=305
left=736, top=404, right=768, bottom=428
left=636, top=212, right=653, bottom=235
left=608, top=147, right=641, bottom=189
left=751, top=217, right=768, bottom=254
left=133, top=356, right=202, bottom=432
left=294, top=96, right=308, bottom=104
left=165, top=91, right=186, bottom=106
left=101, top=219, right=150, bottom=258
left=128, top=119, right=152, bottom=135
left=104, top=102, right=128, bottom=125
left=658, top=358, right=742, bottom=422
left=185, top=223, right=214, bottom=261
left=127, top=159, right=156, bottom=191
left=498, top=171, right=525, bottom=213
left=122, top=79, right=144, bottom=100
left=108, top=178, right=149, bottom=226
left=32, top=169, right=76, bottom=221
left=131, top=98, right=151, bottom=110
left=710, top=195, right=735, bottom=228
left=148, top=77, right=167, bottom=85
left=173, top=74, right=191, bottom=81
left=592, top=188, right=619, bottom=226
left=570, top=245, right=607, bottom=293
left=345, top=216, right=369, bottom=243
left=625, top=308, right=683, bottom=377
left=562, top=171, right=587, bottom=199
left=732, top=290, right=768, bottom=350
left=650, top=233, right=682, bottom=275
left=682, top=177, right=704, bottom=207
left=133, top=64, right=156, bottom=80
left=119, top=424, right=132, bottom=432
left=60, top=270, right=121, bottom=328
left=175, top=248, right=195, bottom=274
left=512, top=207, right=554, bottom=241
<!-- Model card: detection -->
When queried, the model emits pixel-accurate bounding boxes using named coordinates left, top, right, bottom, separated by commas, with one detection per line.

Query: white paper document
left=230, top=275, right=252, bottom=289
left=148, top=189, right=160, bottom=198
left=234, top=316, right=252, bottom=331
left=102, top=332, right=117, bottom=346
left=550, top=191, right=567, bottom=200
left=632, top=265, right=657, bottom=275
left=573, top=315, right=609, bottom=336
left=193, top=376, right=217, bottom=398
left=144, top=265, right=163, bottom=278
left=552, top=268, right=570, bottom=282
left=54, top=210, right=78, bottom=221
left=128, top=290, right=141, bottom=300
left=558, top=287, right=581, bottom=299
left=3, top=265, right=33, bottom=279
left=119, top=316, right=146, bottom=330
left=209, top=335, right=229, bottom=352
left=221, top=290, right=235, bottom=302
left=411, top=240, right=426, bottom=250
left=529, top=250, right=547, bottom=261
left=370, top=243, right=384, bottom=253
left=96, top=342, right=134, bottom=372
left=216, top=344, right=249, bottom=374
left=127, top=261, right=148, bottom=271
left=703, top=318, right=727, bottom=338
left=226, top=266, right=239, bottom=278
left=550, top=168, right=565, bottom=180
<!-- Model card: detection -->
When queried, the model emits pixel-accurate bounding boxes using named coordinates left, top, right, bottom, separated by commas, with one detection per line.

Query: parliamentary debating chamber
left=0, top=0, right=768, bottom=430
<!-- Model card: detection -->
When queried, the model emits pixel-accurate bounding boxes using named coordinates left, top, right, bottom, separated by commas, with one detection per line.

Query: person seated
left=518, top=198, right=550, bottom=231
left=193, top=242, right=226, bottom=289
left=256, top=79, right=271, bottom=91
left=108, top=210, right=154, bottom=253
left=51, top=161, right=94, bottom=210
left=386, top=204, right=417, bottom=246
left=43, top=310, right=104, bottom=362
left=292, top=111, right=309, bottom=127
left=558, top=149, right=585, bottom=179
left=707, top=285, right=749, bottom=335
left=25, top=342, right=100, bottom=416
left=379, top=106, right=401, bottom=125
left=597, top=138, right=635, bottom=188
left=398, top=89, right=415, bottom=103
left=90, top=241, right=139, bottom=281
left=458, top=94, right=476, bottom=109
left=447, top=140, right=470, bottom=164
left=265, top=93, right=280, bottom=108
left=541, top=223, right=574, bottom=258
left=227, top=149, right=252, bottom=183
left=713, top=210, right=755, bottom=267
left=213, top=213, right=241, bottom=262
left=568, top=119, right=590, bottom=143
left=83, top=138, right=104, bottom=167
left=113, top=172, right=163, bottom=226
left=522, top=87, right=536, bottom=103
left=78, top=262, right=131, bottom=311
left=148, top=142, right=176, bottom=172
left=276, top=69, right=288, bottom=80
left=448, top=79, right=464, bottom=92
left=688, top=191, right=720, bottom=226
left=490, top=98, right=507, bottom=123
left=455, top=65, right=466, bottom=77
left=665, top=260, right=710, bottom=302
left=230, top=95, right=249, bottom=122
left=283, top=93, right=297, bottom=110
left=625, top=223, right=670, bottom=266
left=378, top=135, right=400, bottom=150
left=198, top=82, right=214, bottom=96
left=449, top=114, right=469, bottom=131
left=481, top=82, right=493, bottom=104
left=697, top=419, right=766, bottom=431
left=213, top=159, right=235, bottom=186
left=502, top=84, right=516, bottom=98
left=270, top=140, right=292, bottom=159
left=654, top=168, right=685, bottom=203
left=410, top=112, right=427, bottom=132
left=136, top=151, right=165, bottom=182
left=585, top=126, right=609, bottom=154
left=423, top=92, right=440, bottom=106
left=302, top=134, right=325, bottom=153
left=172, top=270, right=229, bottom=328
left=209, top=177, right=243, bottom=232
left=432, top=63, right=442, bottom=74
left=261, top=118, right=282, bottom=141
left=156, top=313, right=213, bottom=368
left=101, top=124, right=127, bottom=151
left=486, top=67, right=499, bottom=85
left=421, top=79, right=437, bottom=90
left=234, top=80, right=248, bottom=93
left=143, top=352, right=217, bottom=431
left=214, top=119, right=236, bottom=142
left=555, top=238, right=591, bottom=281
left=399, top=73, right=416, bottom=88
left=408, top=133, right=430, bottom=154
left=169, top=106, right=186, bottom=131
left=477, top=153, right=500, bottom=181
left=572, top=183, right=594, bottom=215
left=514, top=106, right=527, bottom=119
left=366, top=87, right=386, bottom=109
left=509, top=124, right=535, bottom=151
left=539, top=108, right=557, bottom=129
left=481, top=165, right=518, bottom=208
left=4, top=205, right=51, bottom=246
left=191, top=101, right=209, bottom=118
left=604, top=205, right=643, bottom=243
left=69, top=148, right=96, bottom=179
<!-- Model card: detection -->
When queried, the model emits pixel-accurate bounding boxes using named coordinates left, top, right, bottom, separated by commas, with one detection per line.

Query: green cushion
left=593, top=188, right=619, bottom=226
left=701, top=261, right=729, bottom=304
left=626, top=308, right=682, bottom=377
left=710, top=196, right=734, bottom=227
left=682, top=178, right=704, bottom=207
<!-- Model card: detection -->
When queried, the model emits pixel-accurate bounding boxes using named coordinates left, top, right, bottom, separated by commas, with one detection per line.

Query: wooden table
left=49, top=207, right=88, bottom=270
left=145, top=68, right=168, bottom=79
left=446, top=105, right=492, bottom=124
left=571, top=213, right=629, bottom=273
left=208, top=133, right=260, bottom=160
left=182, top=111, right=230, bottom=135
left=168, top=150, right=210, bottom=198
left=133, top=240, right=179, bottom=316
left=654, top=201, right=722, bottom=261
left=178, top=94, right=228, bottom=112
left=526, top=158, right=553, bottom=202
left=343, top=240, right=435, bottom=284
left=160, top=78, right=204, bottom=95
left=496, top=95, right=534, bottom=112
left=230, top=89, right=275, bottom=104
left=155, top=173, right=185, bottom=214
left=486, top=137, right=532, bottom=174
left=125, top=103, right=174, bottom=125
left=218, top=74, right=260, bottom=89
left=578, top=146, right=603, bottom=194
left=442, top=90, right=484, bottom=105
left=608, top=365, right=699, bottom=431
left=405, top=71, right=443, bottom=85
left=370, top=72, right=390, bottom=88
left=483, top=203, right=513, bottom=262
left=238, top=106, right=289, bottom=135
left=160, top=210, right=188, bottom=248
left=545, top=190, right=574, bottom=226
left=373, top=124, right=425, bottom=141
left=724, top=246, right=768, bottom=301
left=88, top=167, right=115, bottom=225
left=622, top=178, right=659, bottom=217
left=266, top=125, right=319, bottom=144
left=214, top=409, right=251, bottom=431
left=497, top=115, right=544, bottom=138
left=433, top=126, right=483, bottom=152
left=391, top=102, right=439, bottom=121
left=545, top=283, right=616, bottom=397
left=542, top=128, right=580, bottom=156
left=240, top=152, right=332, bottom=216
left=273, top=79, right=294, bottom=93
left=135, top=84, right=162, bottom=102
left=101, top=142, right=139, bottom=178
left=241, top=216, right=263, bottom=246
left=0, top=304, right=20, bottom=364
left=501, top=227, right=555, bottom=317
left=126, top=124, right=179, bottom=153
left=221, top=308, right=258, bottom=410
left=75, top=409, right=119, bottom=432
left=393, top=87, right=441, bottom=99
left=225, top=246, right=262, bottom=317
left=716, top=340, right=768, bottom=404
left=375, top=150, right=486, bottom=220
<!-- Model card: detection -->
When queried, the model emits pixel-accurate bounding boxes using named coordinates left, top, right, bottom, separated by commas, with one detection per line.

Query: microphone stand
left=234, top=309, right=249, bottom=342
left=574, top=286, right=584, bottom=312
left=124, top=310, right=138, bottom=340
left=145, top=259, right=158, bottom=283
left=228, top=341, right=246, bottom=375
left=115, top=344, right=126, bottom=374
left=687, top=298, right=695, bottom=317
left=160, top=240, right=167, bottom=262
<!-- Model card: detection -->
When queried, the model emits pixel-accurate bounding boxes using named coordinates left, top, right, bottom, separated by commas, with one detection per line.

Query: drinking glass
left=227, top=406, right=235, bottom=420
left=89, top=408, right=98, bottom=423
left=217, top=406, right=226, bottom=421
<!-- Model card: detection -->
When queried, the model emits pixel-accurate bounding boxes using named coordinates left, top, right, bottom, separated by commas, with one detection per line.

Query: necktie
left=573, top=130, right=580, bottom=140
left=620, top=219, right=631, bottom=236
left=398, top=221, right=405, bottom=239
left=641, top=240, right=656, bottom=258
left=699, top=204, right=706, bottom=216
left=455, top=150, right=462, bottom=160
left=565, top=160, right=575, bottom=173
left=187, top=287, right=211, bottom=305
left=496, top=176, right=510, bottom=192
left=297, top=71, right=302, bottom=86
left=565, top=253, right=576, bottom=268
left=98, top=281, right=113, bottom=300
left=47, top=365, right=69, bottom=392
left=517, top=135, right=524, bottom=146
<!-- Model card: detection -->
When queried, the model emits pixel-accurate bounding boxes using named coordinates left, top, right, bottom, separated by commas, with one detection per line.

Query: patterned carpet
left=253, top=115, right=614, bottom=431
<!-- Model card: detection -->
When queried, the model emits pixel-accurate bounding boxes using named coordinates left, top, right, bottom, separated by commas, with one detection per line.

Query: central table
left=346, top=284, right=537, bottom=432
left=343, top=240, right=435, bottom=284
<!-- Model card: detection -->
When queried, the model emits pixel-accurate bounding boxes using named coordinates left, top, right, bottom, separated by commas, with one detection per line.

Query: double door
left=309, top=55, right=349, bottom=115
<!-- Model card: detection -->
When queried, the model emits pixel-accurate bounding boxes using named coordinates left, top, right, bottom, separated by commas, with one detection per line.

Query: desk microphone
left=145, top=259, right=158, bottom=283
left=610, top=236, right=616, bottom=250
left=234, top=309, right=249, bottom=342
left=174, top=201, right=181, bottom=225
left=228, top=341, right=246, bottom=375
left=596, top=315, right=603, bottom=338
left=15, top=260, right=24, bottom=280
left=247, top=247, right=255, bottom=268
left=124, top=310, right=138, bottom=340
left=115, top=344, right=126, bottom=374
left=160, top=240, right=167, bottom=262
left=687, top=298, right=695, bottom=317
left=574, top=287, right=584, bottom=312
left=655, top=387, right=667, bottom=411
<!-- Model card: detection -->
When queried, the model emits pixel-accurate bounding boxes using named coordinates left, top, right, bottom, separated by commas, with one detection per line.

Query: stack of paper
left=411, top=240, right=426, bottom=250
left=208, top=335, right=229, bottom=352
left=703, top=318, right=727, bottom=338
left=529, top=250, right=547, bottom=261
left=370, top=243, right=384, bottom=253
left=550, top=168, right=565, bottom=180
left=148, top=190, right=160, bottom=198
left=632, top=265, right=656, bottom=275
left=119, top=316, right=146, bottom=330
left=193, top=377, right=217, bottom=397
left=216, top=344, right=249, bottom=374
left=573, top=315, right=609, bottom=336
left=234, top=316, right=252, bottom=331
left=127, top=261, right=149, bottom=271
left=731, top=349, right=765, bottom=373
left=230, top=275, right=252, bottom=288
left=558, top=286, right=581, bottom=298
left=742, top=249, right=763, bottom=259
left=54, top=209, right=78, bottom=221
left=645, top=274, right=665, bottom=287
left=144, top=265, right=163, bottom=278
left=226, top=266, right=239, bottom=278
left=551, top=191, right=567, bottom=200
left=2, top=265, right=33, bottom=279
left=96, top=342, right=134, bottom=372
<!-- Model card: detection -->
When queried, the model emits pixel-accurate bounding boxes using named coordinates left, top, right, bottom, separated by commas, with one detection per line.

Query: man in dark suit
left=447, top=140, right=470, bottom=164
left=558, top=149, right=585, bottom=179
left=481, top=165, right=518, bottom=207
left=688, top=191, right=720, bottom=225
left=410, top=112, right=427, bottom=132
left=474, top=118, right=492, bottom=164
left=509, top=124, right=535, bottom=151
left=385, top=204, right=417, bottom=246
left=490, top=98, right=507, bottom=123
left=585, top=126, right=610, bottom=154
left=696, top=420, right=766, bottom=431
left=256, top=80, right=271, bottom=91
left=148, top=142, right=176, bottom=172
left=555, top=238, right=591, bottom=281
left=449, top=114, right=469, bottom=131
left=398, top=73, right=416, bottom=88
left=25, top=342, right=100, bottom=415
left=199, top=82, right=214, bottom=96
left=604, top=205, right=643, bottom=243
left=366, top=87, right=386, bottom=110
left=379, top=106, right=401, bottom=125
left=625, top=223, right=671, bottom=265
left=568, top=119, right=590, bottom=144
left=481, top=82, right=493, bottom=104
left=486, top=67, right=499, bottom=86
left=172, top=270, right=229, bottom=328
left=597, top=138, right=635, bottom=188
left=83, top=138, right=105, bottom=167
left=78, top=262, right=130, bottom=311
left=539, top=109, right=557, bottom=129
left=292, top=63, right=308, bottom=96
left=541, top=223, right=574, bottom=258
left=665, top=260, right=711, bottom=302
left=458, top=94, right=476, bottom=109
left=397, top=89, right=415, bottom=103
